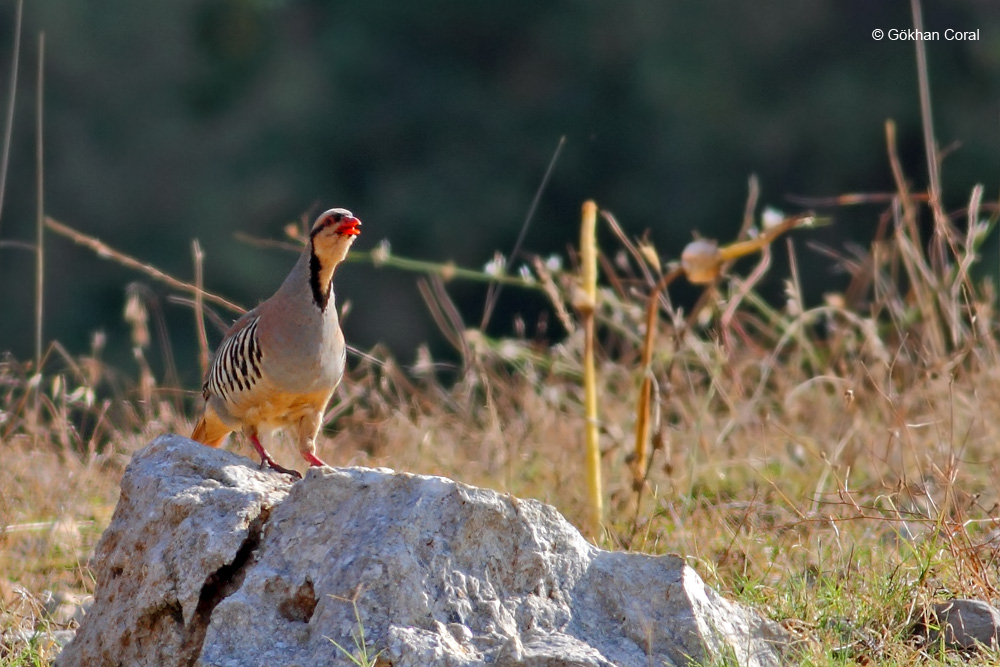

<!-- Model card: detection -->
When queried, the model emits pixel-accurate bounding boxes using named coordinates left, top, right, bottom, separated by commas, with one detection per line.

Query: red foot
left=258, top=455, right=302, bottom=480
left=248, top=433, right=302, bottom=479
left=303, top=451, right=328, bottom=468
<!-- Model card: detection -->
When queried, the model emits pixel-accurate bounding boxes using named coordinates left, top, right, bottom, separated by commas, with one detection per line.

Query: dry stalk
left=885, top=119, right=948, bottom=359
left=631, top=212, right=820, bottom=491
left=531, top=255, right=575, bottom=334
left=45, top=216, right=244, bottom=314
left=417, top=275, right=471, bottom=364
left=0, top=0, right=23, bottom=237
left=192, top=240, right=210, bottom=378
left=910, top=0, right=950, bottom=246
left=33, top=32, right=45, bottom=370
left=631, top=265, right=682, bottom=489
left=599, top=209, right=658, bottom=288
left=32, top=32, right=44, bottom=442
left=578, top=200, right=603, bottom=537
left=480, top=135, right=564, bottom=329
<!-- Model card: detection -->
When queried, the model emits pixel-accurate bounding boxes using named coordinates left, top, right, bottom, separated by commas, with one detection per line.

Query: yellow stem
left=580, top=200, right=602, bottom=537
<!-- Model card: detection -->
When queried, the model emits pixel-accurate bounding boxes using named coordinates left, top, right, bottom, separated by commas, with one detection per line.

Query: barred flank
left=204, top=318, right=264, bottom=401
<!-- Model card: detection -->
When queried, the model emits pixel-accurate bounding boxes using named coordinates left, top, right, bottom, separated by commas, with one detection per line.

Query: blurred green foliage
left=0, top=0, right=997, bottom=383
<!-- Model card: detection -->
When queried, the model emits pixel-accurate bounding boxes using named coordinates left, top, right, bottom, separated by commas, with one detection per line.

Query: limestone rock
left=926, top=599, right=1000, bottom=650
left=57, top=435, right=292, bottom=666
left=58, top=434, right=788, bottom=667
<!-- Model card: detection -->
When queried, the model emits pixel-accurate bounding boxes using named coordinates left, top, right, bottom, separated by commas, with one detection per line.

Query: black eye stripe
left=310, top=210, right=350, bottom=237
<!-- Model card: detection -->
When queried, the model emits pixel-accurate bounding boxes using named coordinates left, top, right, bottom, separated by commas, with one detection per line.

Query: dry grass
left=5, top=155, right=1000, bottom=665
left=4, top=33, right=1000, bottom=656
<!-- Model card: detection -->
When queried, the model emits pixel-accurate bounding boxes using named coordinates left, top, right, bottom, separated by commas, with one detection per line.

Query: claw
left=259, top=456, right=302, bottom=479
left=249, top=432, right=302, bottom=479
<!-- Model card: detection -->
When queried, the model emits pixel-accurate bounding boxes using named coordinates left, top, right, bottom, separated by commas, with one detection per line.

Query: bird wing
left=203, top=314, right=265, bottom=402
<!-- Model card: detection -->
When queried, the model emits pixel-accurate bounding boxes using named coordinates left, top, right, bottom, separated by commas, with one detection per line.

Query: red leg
left=294, top=412, right=329, bottom=468
left=248, top=432, right=302, bottom=479
left=303, top=451, right=328, bottom=468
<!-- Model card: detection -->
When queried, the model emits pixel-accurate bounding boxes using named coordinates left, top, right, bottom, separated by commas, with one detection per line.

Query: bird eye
left=330, top=212, right=344, bottom=224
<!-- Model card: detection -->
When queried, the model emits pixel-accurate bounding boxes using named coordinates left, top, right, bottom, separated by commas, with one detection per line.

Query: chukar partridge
left=191, top=208, right=361, bottom=478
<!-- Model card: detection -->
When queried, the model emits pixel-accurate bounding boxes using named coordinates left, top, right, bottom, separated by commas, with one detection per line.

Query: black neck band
left=309, top=248, right=331, bottom=311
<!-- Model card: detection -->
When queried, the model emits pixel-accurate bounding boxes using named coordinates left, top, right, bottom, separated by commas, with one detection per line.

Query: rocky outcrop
left=921, top=599, right=1000, bottom=651
left=58, top=434, right=788, bottom=666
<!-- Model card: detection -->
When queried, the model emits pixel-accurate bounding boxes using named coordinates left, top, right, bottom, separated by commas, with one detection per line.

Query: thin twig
left=786, top=191, right=929, bottom=207
left=417, top=276, right=468, bottom=361
left=343, top=344, right=386, bottom=368
left=430, top=276, right=470, bottom=363
left=719, top=244, right=772, bottom=347
left=233, top=231, right=303, bottom=253
left=885, top=120, right=945, bottom=357
left=132, top=283, right=182, bottom=409
left=34, top=32, right=44, bottom=371
left=192, top=239, right=210, bottom=379
left=45, top=216, right=245, bottom=313
left=785, top=236, right=806, bottom=329
left=480, top=135, right=565, bottom=329
left=0, top=0, right=23, bottom=235
left=0, top=239, right=34, bottom=251
left=600, top=209, right=657, bottom=287
left=632, top=265, right=684, bottom=488
left=737, top=173, right=760, bottom=239
left=600, top=209, right=676, bottom=321
left=884, top=120, right=920, bottom=244
left=910, top=0, right=948, bottom=238
left=0, top=519, right=95, bottom=534
left=165, top=295, right=230, bottom=333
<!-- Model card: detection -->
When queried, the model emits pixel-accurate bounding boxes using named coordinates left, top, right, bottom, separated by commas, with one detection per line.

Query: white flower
left=372, top=239, right=391, bottom=265
left=484, top=253, right=506, bottom=277
left=761, top=206, right=784, bottom=230
left=544, top=254, right=562, bottom=272
left=518, top=265, right=535, bottom=284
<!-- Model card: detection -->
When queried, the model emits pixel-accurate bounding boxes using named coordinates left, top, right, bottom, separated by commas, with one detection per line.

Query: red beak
left=336, top=217, right=362, bottom=237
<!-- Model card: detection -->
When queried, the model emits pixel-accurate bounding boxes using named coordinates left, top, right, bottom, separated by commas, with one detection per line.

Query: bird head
left=310, top=208, right=362, bottom=266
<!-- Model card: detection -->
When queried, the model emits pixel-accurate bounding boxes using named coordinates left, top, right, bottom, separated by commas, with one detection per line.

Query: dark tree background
left=0, top=1, right=997, bottom=384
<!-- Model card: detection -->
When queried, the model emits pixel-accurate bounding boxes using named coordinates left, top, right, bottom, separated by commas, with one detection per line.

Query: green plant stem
left=358, top=249, right=543, bottom=289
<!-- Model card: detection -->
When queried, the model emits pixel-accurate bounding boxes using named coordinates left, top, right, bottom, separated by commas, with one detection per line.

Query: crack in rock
left=180, top=508, right=271, bottom=664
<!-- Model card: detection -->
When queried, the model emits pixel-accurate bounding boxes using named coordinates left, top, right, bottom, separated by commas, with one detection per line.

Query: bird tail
left=191, top=411, right=231, bottom=448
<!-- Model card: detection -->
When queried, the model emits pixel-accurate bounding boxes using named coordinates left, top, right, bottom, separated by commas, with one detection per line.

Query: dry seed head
left=123, top=287, right=150, bottom=349
left=532, top=255, right=575, bottom=333
left=784, top=279, right=801, bottom=317
left=284, top=222, right=297, bottom=239
left=681, top=239, right=721, bottom=284
left=637, top=240, right=661, bottom=273
left=824, top=293, right=846, bottom=309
